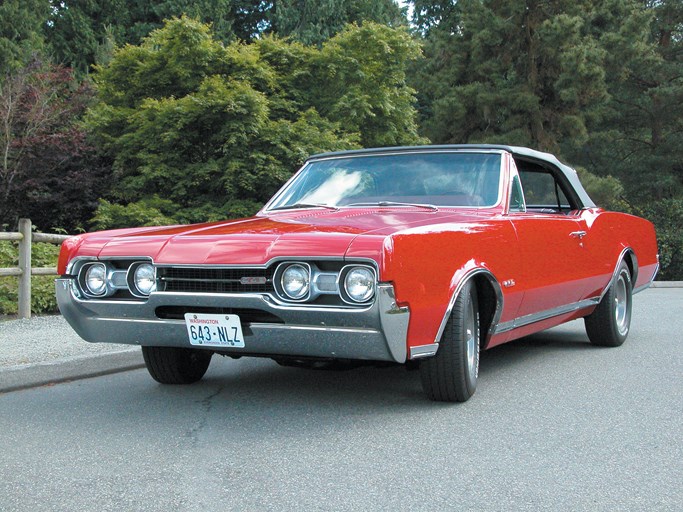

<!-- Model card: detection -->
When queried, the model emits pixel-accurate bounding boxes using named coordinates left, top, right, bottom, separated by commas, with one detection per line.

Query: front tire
left=142, top=346, right=213, bottom=384
left=419, top=281, right=480, bottom=402
left=585, top=261, right=632, bottom=347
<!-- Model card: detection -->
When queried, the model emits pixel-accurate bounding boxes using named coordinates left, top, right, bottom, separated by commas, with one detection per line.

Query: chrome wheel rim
left=614, top=274, right=629, bottom=336
left=465, top=298, right=478, bottom=382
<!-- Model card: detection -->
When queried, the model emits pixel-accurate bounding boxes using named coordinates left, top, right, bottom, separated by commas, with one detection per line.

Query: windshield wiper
left=344, top=201, right=439, bottom=211
left=270, top=203, right=340, bottom=212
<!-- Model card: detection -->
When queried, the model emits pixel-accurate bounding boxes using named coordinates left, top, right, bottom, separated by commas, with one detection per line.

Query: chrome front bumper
left=56, top=279, right=410, bottom=363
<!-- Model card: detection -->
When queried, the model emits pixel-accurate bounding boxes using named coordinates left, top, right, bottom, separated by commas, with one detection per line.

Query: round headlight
left=344, top=267, right=375, bottom=303
left=84, top=263, right=107, bottom=296
left=133, top=263, right=156, bottom=295
left=281, top=264, right=310, bottom=300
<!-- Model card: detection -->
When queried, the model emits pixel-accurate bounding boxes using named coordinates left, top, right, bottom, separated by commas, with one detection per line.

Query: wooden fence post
left=18, top=218, right=32, bottom=319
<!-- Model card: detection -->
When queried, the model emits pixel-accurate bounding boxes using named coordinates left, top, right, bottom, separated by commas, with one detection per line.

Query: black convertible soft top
left=308, top=145, right=596, bottom=209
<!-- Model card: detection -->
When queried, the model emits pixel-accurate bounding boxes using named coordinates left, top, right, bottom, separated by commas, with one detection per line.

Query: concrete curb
left=0, top=349, right=144, bottom=394
left=651, top=281, right=683, bottom=288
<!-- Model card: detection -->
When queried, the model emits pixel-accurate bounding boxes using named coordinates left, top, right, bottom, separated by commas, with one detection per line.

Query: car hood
left=84, top=208, right=487, bottom=266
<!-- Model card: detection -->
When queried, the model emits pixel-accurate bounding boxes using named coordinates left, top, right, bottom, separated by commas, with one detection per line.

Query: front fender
left=379, top=218, right=519, bottom=350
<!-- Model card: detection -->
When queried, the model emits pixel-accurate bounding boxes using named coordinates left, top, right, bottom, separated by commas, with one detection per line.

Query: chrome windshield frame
left=260, top=149, right=507, bottom=214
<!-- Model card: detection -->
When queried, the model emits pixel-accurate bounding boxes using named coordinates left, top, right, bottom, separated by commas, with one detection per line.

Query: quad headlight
left=132, top=263, right=156, bottom=296
left=270, top=260, right=378, bottom=305
left=75, top=259, right=156, bottom=299
left=281, top=263, right=310, bottom=300
left=84, top=263, right=107, bottom=296
left=343, top=266, right=375, bottom=303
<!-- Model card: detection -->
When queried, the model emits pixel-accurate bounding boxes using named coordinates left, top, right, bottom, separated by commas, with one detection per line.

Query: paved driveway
left=0, top=289, right=681, bottom=511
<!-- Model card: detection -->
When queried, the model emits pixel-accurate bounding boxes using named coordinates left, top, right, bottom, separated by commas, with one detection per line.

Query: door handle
left=570, top=231, right=587, bottom=240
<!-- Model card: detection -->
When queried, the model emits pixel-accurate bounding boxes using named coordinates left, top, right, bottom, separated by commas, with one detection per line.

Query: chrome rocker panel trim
left=493, top=297, right=601, bottom=335
left=56, top=280, right=410, bottom=364
left=410, top=343, right=439, bottom=359
left=633, top=262, right=659, bottom=295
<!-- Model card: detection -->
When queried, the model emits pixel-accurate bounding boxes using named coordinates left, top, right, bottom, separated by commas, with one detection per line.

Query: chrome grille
left=157, top=267, right=274, bottom=294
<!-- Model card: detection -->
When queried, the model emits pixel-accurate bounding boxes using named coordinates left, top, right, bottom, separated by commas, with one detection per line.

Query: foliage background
left=0, top=241, right=60, bottom=315
left=0, top=0, right=681, bottom=314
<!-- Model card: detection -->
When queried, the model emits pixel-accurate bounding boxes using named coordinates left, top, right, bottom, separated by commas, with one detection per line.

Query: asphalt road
left=1, top=289, right=681, bottom=512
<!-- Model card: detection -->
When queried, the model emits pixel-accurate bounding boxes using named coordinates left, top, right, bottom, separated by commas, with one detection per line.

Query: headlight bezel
left=277, top=262, right=312, bottom=302
left=340, top=265, right=376, bottom=304
left=128, top=261, right=157, bottom=297
left=81, top=262, right=108, bottom=297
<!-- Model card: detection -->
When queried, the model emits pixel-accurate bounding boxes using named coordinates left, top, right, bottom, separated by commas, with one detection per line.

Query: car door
left=509, top=166, right=592, bottom=319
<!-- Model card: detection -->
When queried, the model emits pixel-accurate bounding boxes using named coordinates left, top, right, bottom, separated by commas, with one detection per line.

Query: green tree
left=86, top=17, right=424, bottom=227
left=230, top=0, right=274, bottom=41
left=45, top=0, right=235, bottom=75
left=0, top=0, right=49, bottom=76
left=565, top=0, right=683, bottom=203
left=313, top=22, right=425, bottom=147
left=413, top=0, right=612, bottom=154
left=641, top=199, right=683, bottom=281
left=272, top=0, right=405, bottom=45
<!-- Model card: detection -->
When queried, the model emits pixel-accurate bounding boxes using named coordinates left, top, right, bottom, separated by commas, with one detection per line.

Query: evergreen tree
left=0, top=0, right=49, bottom=76
left=45, top=0, right=235, bottom=75
left=230, top=0, right=274, bottom=41
left=272, top=0, right=405, bottom=45
left=413, top=0, right=611, bottom=154
left=567, top=0, right=683, bottom=203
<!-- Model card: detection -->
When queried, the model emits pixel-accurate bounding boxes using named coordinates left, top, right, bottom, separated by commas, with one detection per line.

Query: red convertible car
left=56, top=145, right=659, bottom=402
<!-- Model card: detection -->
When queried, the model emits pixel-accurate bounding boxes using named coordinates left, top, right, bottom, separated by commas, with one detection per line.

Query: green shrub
left=640, top=199, right=683, bottom=281
left=0, top=240, right=61, bottom=316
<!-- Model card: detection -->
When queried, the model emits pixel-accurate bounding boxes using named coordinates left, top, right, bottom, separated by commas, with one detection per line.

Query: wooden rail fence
left=0, top=219, right=71, bottom=319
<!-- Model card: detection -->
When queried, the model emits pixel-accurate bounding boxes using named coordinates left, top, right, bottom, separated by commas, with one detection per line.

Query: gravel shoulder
left=0, top=315, right=138, bottom=368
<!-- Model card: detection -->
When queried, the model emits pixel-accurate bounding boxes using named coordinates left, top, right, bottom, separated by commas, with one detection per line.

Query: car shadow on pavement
left=126, top=322, right=599, bottom=414
left=479, top=323, right=594, bottom=373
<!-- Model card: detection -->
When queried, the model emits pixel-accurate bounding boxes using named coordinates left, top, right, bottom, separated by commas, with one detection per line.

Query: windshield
left=267, top=152, right=502, bottom=210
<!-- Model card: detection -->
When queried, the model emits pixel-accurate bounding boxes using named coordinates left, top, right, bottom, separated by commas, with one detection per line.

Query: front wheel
left=585, top=261, right=632, bottom=347
left=142, top=346, right=213, bottom=384
left=419, top=281, right=480, bottom=402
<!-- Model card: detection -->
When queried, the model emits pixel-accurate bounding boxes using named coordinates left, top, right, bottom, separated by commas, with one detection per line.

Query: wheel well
left=473, top=274, right=500, bottom=349
left=623, top=250, right=638, bottom=283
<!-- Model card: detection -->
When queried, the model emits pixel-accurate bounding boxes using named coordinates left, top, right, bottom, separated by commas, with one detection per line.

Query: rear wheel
left=419, top=281, right=480, bottom=402
left=585, top=261, right=632, bottom=347
left=142, top=346, right=213, bottom=384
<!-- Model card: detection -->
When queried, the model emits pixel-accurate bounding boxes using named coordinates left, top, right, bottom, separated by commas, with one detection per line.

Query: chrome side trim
left=410, top=344, right=439, bottom=359
left=433, top=268, right=504, bottom=346
left=377, top=283, right=410, bottom=363
left=493, top=297, right=601, bottom=334
left=600, top=248, right=636, bottom=301
left=633, top=262, right=660, bottom=294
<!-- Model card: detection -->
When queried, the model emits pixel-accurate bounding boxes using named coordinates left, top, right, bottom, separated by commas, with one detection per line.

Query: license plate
left=184, top=313, right=245, bottom=348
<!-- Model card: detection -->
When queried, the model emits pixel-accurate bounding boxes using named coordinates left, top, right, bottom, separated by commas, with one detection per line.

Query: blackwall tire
left=585, top=261, right=632, bottom=347
left=419, top=281, right=480, bottom=402
left=142, top=346, right=213, bottom=384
